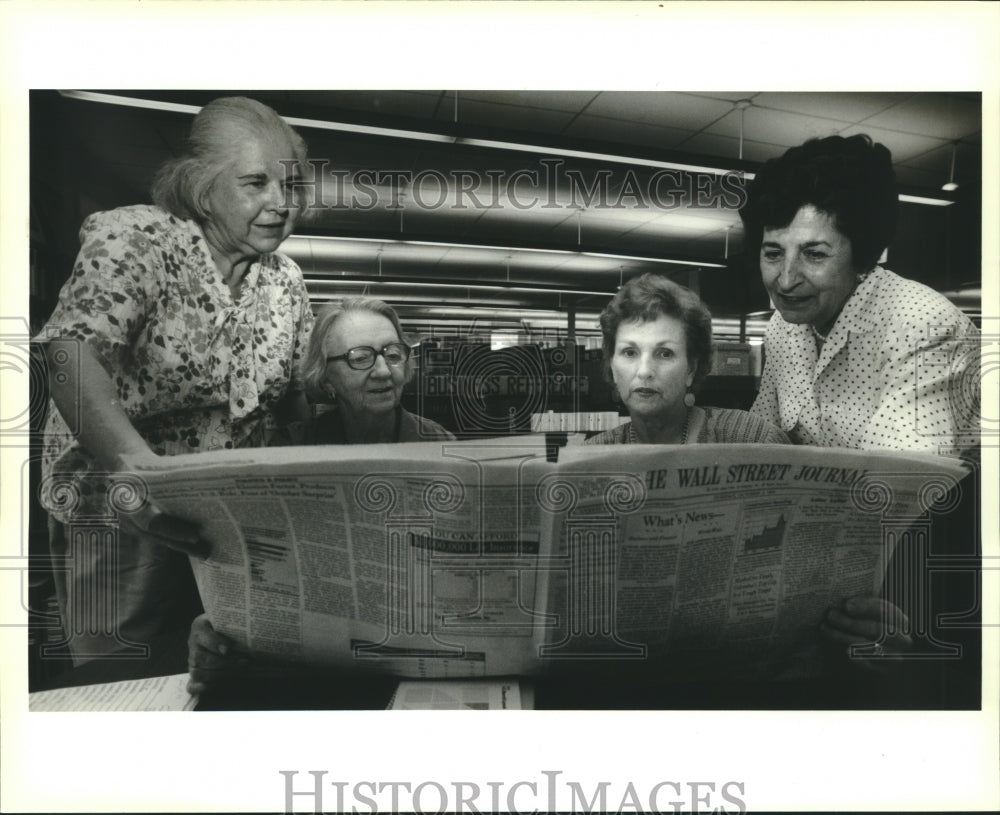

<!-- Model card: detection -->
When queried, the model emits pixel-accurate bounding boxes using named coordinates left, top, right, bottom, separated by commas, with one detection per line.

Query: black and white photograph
left=2, top=3, right=997, bottom=813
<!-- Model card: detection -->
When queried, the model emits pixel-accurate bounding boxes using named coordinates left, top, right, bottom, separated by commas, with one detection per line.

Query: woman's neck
left=630, top=405, right=689, bottom=444
left=339, top=406, right=399, bottom=444
left=203, top=231, right=255, bottom=297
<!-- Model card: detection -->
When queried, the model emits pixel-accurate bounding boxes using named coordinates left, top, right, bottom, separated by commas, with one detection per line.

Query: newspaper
left=386, top=679, right=526, bottom=710
left=122, top=440, right=968, bottom=681
left=29, top=674, right=197, bottom=712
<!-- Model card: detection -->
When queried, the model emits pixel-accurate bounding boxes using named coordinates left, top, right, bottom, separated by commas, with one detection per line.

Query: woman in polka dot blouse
left=741, top=134, right=978, bottom=454
left=740, top=134, right=979, bottom=675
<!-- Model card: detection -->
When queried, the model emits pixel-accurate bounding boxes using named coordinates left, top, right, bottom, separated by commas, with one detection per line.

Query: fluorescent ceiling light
left=59, top=90, right=456, bottom=145
left=285, top=234, right=727, bottom=269
left=898, top=194, right=954, bottom=207
left=456, top=136, right=745, bottom=178
left=580, top=250, right=723, bottom=269
left=59, top=90, right=200, bottom=115
left=305, top=277, right=615, bottom=298
left=60, top=91, right=961, bottom=208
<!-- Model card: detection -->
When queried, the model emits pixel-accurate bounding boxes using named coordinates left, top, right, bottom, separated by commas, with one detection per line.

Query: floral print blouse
left=39, top=205, right=314, bottom=519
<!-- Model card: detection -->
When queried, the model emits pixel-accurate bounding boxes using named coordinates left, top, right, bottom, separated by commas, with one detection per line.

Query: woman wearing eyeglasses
left=274, top=297, right=454, bottom=446
left=186, top=297, right=452, bottom=693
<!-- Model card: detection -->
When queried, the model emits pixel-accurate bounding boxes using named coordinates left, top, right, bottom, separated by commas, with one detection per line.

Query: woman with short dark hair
left=586, top=272, right=787, bottom=445
left=740, top=134, right=980, bottom=666
left=741, top=134, right=979, bottom=452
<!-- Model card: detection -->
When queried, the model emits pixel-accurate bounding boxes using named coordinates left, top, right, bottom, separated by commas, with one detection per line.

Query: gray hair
left=301, top=297, right=415, bottom=402
left=151, top=96, right=308, bottom=222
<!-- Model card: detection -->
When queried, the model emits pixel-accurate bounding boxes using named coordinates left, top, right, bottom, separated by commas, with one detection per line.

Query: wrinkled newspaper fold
left=123, top=440, right=968, bottom=681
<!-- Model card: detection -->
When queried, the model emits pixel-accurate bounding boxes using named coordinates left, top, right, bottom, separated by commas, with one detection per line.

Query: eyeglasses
left=326, top=342, right=411, bottom=371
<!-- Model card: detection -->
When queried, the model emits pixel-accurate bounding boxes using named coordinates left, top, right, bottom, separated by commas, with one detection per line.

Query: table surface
left=33, top=627, right=981, bottom=711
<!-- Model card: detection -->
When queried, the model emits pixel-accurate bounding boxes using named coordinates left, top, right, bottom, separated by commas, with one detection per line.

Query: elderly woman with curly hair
left=39, top=97, right=315, bottom=662
left=275, top=296, right=455, bottom=446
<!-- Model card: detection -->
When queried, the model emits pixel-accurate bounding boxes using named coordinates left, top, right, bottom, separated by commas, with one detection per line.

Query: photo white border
left=2, top=2, right=998, bottom=812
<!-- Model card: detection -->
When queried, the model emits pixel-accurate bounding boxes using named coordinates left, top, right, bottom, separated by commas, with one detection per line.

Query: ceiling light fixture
left=304, top=277, right=616, bottom=298
left=284, top=234, right=728, bottom=269
left=898, top=194, right=954, bottom=207
left=942, top=142, right=959, bottom=192
left=734, top=99, right=753, bottom=162
left=59, top=90, right=458, bottom=145
left=59, top=90, right=959, bottom=208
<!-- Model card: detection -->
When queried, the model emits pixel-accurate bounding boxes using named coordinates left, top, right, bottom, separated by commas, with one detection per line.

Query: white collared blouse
left=751, top=267, right=979, bottom=453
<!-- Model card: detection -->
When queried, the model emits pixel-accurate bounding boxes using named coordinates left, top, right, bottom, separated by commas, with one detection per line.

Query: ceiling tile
left=675, top=132, right=787, bottom=164
left=836, top=124, right=948, bottom=162
left=294, top=91, right=446, bottom=120
left=681, top=92, right=762, bottom=104
left=863, top=93, right=982, bottom=140
left=450, top=99, right=578, bottom=134
left=584, top=91, right=734, bottom=130
left=563, top=115, right=693, bottom=151
left=706, top=108, right=849, bottom=146
left=753, top=92, right=912, bottom=123
left=895, top=140, right=980, bottom=175
left=460, top=91, right=598, bottom=113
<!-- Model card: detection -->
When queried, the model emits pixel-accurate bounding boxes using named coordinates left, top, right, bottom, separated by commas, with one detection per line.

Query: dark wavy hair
left=151, top=96, right=308, bottom=223
left=738, top=134, right=898, bottom=273
left=599, top=273, right=714, bottom=389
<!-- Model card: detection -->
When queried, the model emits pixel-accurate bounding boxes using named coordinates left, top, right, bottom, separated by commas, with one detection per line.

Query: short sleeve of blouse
left=863, top=286, right=979, bottom=451
left=39, top=208, right=162, bottom=369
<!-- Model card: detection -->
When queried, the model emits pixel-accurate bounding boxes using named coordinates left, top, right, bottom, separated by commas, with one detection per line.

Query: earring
left=683, top=391, right=696, bottom=408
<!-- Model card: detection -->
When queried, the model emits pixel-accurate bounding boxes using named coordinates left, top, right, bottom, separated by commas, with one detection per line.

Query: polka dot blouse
left=751, top=267, right=979, bottom=454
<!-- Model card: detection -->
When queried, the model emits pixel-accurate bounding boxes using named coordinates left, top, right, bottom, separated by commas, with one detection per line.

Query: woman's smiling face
left=201, top=130, right=302, bottom=264
left=611, top=313, right=694, bottom=421
left=322, top=311, right=407, bottom=421
left=760, top=204, right=859, bottom=336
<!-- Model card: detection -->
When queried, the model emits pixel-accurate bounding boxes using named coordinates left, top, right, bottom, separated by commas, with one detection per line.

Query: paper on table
left=28, top=674, right=198, bottom=712
left=387, top=679, right=526, bottom=710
